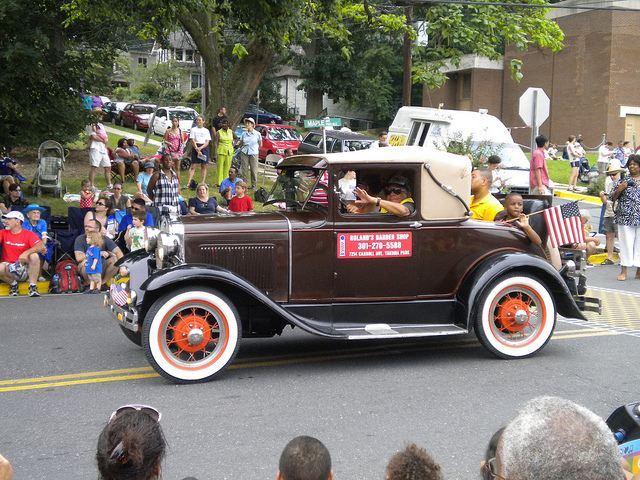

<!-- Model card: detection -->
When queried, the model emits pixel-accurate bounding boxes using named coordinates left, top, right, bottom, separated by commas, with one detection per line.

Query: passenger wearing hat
left=237, top=117, right=263, bottom=190
left=348, top=175, right=415, bottom=217
left=86, top=108, right=112, bottom=190
left=136, top=162, right=156, bottom=203
left=0, top=210, right=45, bottom=297
left=21, top=204, right=51, bottom=281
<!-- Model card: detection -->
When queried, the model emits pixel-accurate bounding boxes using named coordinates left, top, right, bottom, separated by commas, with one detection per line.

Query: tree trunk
left=304, top=38, right=324, bottom=119
left=177, top=10, right=275, bottom=127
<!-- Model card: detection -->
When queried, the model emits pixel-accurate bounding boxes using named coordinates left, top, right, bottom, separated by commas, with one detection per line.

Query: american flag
left=110, top=282, right=130, bottom=307
left=543, top=201, right=585, bottom=248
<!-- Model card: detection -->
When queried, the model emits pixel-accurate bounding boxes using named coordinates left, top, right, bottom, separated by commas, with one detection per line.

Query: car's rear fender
left=457, top=251, right=586, bottom=325
left=138, top=264, right=335, bottom=337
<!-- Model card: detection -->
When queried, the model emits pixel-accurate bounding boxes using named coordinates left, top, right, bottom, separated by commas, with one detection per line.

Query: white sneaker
left=106, top=184, right=113, bottom=190
left=90, top=186, right=98, bottom=193
left=37, top=276, right=45, bottom=282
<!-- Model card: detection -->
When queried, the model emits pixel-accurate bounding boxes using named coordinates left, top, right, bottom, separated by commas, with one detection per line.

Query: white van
left=388, top=107, right=543, bottom=194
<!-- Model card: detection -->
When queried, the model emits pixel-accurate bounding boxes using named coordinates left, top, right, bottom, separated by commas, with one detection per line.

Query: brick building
left=423, top=0, right=640, bottom=150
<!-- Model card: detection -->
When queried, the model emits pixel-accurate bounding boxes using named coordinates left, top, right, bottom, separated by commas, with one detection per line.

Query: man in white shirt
left=597, top=141, right=614, bottom=177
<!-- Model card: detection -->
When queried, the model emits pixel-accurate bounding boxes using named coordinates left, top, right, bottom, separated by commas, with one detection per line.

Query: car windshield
left=343, top=140, right=373, bottom=151
left=482, top=143, right=530, bottom=169
left=170, top=110, right=197, bottom=120
left=268, top=128, right=303, bottom=141
left=133, top=106, right=155, bottom=114
left=266, top=168, right=328, bottom=207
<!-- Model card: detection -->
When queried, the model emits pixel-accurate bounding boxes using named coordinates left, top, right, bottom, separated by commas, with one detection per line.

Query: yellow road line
left=0, top=367, right=154, bottom=386
left=0, top=374, right=159, bottom=392
left=0, top=327, right=621, bottom=393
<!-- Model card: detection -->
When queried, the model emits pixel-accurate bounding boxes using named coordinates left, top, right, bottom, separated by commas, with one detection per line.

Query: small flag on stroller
left=543, top=201, right=585, bottom=248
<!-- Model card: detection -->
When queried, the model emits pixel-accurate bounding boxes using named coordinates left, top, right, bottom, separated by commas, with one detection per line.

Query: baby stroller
left=578, top=157, right=597, bottom=183
left=32, top=140, right=67, bottom=198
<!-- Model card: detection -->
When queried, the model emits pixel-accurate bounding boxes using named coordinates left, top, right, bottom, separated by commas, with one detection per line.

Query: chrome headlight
left=145, top=227, right=161, bottom=253
left=156, top=232, right=181, bottom=268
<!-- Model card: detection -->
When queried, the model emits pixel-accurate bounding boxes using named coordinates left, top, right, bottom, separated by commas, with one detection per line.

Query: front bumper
left=104, top=293, right=139, bottom=332
left=103, top=277, right=140, bottom=333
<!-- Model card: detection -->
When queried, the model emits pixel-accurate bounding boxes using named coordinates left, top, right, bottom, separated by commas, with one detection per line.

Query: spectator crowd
left=0, top=395, right=637, bottom=480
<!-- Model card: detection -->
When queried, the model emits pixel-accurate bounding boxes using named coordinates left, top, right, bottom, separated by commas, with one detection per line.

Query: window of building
left=186, top=50, right=194, bottom=62
left=138, top=57, right=148, bottom=67
left=191, top=74, right=202, bottom=89
left=175, top=49, right=183, bottom=61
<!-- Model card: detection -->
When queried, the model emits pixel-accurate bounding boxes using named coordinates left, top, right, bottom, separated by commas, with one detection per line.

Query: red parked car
left=118, top=103, right=157, bottom=131
left=255, top=124, right=303, bottom=160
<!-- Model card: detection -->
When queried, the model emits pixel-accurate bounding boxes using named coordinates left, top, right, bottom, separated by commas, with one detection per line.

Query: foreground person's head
left=96, top=405, right=166, bottom=480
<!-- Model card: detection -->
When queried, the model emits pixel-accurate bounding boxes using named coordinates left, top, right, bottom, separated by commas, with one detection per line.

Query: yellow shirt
left=470, top=193, right=503, bottom=221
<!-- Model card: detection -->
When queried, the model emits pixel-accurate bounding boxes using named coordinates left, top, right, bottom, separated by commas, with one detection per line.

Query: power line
left=402, top=0, right=640, bottom=11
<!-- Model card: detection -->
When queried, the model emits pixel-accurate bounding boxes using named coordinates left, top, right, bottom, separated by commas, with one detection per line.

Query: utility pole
left=402, top=6, right=413, bottom=106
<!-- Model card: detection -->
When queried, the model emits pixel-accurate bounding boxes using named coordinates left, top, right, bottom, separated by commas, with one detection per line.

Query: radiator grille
left=201, top=244, right=275, bottom=291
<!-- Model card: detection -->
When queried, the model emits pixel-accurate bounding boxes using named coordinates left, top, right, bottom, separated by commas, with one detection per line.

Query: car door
left=153, top=109, right=166, bottom=135
left=331, top=165, right=419, bottom=326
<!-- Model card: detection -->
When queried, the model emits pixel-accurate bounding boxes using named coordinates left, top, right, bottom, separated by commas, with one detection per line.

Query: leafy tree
left=185, top=88, right=202, bottom=105
left=294, top=33, right=405, bottom=125
left=434, top=131, right=503, bottom=167
left=412, top=0, right=564, bottom=87
left=0, top=0, right=124, bottom=151
left=64, top=0, right=410, bottom=127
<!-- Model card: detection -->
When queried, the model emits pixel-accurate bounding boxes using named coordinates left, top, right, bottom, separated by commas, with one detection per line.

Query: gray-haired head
left=498, top=396, right=623, bottom=480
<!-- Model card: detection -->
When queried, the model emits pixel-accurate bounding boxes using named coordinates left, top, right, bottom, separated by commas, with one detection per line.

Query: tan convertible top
left=284, top=146, right=473, bottom=220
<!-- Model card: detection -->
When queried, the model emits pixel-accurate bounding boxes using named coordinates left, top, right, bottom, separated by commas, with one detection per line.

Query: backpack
left=53, top=259, right=82, bottom=293
left=562, top=146, right=569, bottom=160
left=254, top=187, right=269, bottom=203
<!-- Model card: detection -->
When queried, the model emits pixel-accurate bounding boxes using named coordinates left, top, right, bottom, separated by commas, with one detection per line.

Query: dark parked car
left=102, top=101, right=129, bottom=124
left=118, top=103, right=157, bottom=131
left=105, top=146, right=600, bottom=384
left=298, top=130, right=375, bottom=154
left=244, top=104, right=282, bottom=124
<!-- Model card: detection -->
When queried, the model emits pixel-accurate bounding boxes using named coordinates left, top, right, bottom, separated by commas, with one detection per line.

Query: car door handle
left=410, top=221, right=423, bottom=229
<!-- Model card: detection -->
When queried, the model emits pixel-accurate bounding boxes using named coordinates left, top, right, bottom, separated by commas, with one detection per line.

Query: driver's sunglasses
left=384, top=187, right=405, bottom=195
left=482, top=458, right=507, bottom=480
left=108, top=405, right=161, bottom=424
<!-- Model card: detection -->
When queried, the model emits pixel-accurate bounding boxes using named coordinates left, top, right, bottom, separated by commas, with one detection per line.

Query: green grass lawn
left=15, top=137, right=597, bottom=217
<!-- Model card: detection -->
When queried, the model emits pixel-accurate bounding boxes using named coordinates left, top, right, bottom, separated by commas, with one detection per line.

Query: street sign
left=519, top=87, right=550, bottom=156
left=304, top=117, right=342, bottom=129
left=519, top=87, right=550, bottom=127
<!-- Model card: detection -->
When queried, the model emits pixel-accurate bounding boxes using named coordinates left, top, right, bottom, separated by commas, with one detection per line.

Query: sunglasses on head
left=108, top=405, right=162, bottom=424
left=384, top=187, right=405, bottom=195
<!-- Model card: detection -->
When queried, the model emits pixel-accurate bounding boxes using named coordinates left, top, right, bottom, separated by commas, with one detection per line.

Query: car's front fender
left=458, top=251, right=586, bottom=325
left=137, top=263, right=335, bottom=337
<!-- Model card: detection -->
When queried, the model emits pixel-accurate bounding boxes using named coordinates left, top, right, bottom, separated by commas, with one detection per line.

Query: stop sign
left=519, top=87, right=550, bottom=127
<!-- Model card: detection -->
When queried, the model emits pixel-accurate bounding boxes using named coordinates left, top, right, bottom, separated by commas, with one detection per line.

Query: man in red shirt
left=529, top=135, right=550, bottom=195
left=0, top=210, right=45, bottom=296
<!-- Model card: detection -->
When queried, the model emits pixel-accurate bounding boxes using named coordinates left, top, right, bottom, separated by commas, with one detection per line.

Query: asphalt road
left=1, top=281, right=639, bottom=480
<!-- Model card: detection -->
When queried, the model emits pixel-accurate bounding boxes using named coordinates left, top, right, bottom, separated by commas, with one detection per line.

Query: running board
left=335, top=324, right=469, bottom=340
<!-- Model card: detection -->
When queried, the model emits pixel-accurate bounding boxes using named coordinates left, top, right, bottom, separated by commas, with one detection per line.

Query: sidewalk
left=553, top=184, right=601, bottom=204
left=103, top=125, right=162, bottom=147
